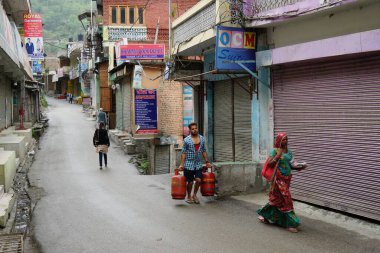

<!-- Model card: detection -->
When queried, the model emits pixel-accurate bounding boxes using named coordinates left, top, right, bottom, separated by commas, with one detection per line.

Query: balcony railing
left=103, top=26, right=169, bottom=43
left=104, top=26, right=148, bottom=41
left=246, top=0, right=303, bottom=16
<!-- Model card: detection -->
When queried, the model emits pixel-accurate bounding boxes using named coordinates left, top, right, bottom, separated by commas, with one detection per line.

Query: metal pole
left=168, top=0, right=172, bottom=60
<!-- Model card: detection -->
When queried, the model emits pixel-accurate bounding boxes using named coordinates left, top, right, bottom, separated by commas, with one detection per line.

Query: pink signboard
left=120, top=44, right=165, bottom=60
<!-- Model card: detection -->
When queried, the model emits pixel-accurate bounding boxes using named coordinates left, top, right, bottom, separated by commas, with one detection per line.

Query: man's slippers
left=185, top=199, right=194, bottom=204
left=193, top=197, right=200, bottom=204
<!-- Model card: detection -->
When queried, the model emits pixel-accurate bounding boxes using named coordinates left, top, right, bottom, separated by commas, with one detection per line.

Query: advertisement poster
left=133, top=65, right=143, bottom=89
left=23, top=13, right=44, bottom=61
left=134, top=89, right=158, bottom=133
left=183, top=86, right=193, bottom=136
left=32, top=61, right=42, bottom=74
left=120, top=44, right=165, bottom=60
left=215, top=26, right=256, bottom=71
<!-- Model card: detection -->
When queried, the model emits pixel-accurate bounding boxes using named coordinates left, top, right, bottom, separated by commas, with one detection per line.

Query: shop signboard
left=120, top=44, right=165, bottom=60
left=215, top=26, right=256, bottom=71
left=134, top=89, right=158, bottom=133
left=24, top=13, right=44, bottom=61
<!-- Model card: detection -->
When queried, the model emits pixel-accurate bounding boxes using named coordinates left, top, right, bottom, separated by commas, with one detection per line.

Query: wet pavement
left=27, top=98, right=380, bottom=253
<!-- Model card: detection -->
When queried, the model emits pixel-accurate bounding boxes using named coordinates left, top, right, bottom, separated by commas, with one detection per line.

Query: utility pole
left=168, top=0, right=172, bottom=60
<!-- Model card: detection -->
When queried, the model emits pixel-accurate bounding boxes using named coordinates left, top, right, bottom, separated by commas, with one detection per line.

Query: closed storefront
left=213, top=78, right=252, bottom=162
left=272, top=53, right=380, bottom=221
left=115, top=77, right=132, bottom=131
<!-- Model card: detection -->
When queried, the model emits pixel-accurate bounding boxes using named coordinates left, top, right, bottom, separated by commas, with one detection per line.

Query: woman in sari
left=257, top=132, right=307, bottom=233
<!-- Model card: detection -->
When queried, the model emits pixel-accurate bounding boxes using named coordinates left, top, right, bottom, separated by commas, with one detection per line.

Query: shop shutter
left=234, top=78, right=252, bottom=162
left=155, top=145, right=170, bottom=174
left=122, top=80, right=131, bottom=131
left=272, top=54, right=380, bottom=221
left=115, top=88, right=123, bottom=130
left=214, top=80, right=233, bottom=162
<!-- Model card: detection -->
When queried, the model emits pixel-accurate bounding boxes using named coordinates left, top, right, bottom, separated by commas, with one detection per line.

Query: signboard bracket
left=228, top=60, right=270, bottom=89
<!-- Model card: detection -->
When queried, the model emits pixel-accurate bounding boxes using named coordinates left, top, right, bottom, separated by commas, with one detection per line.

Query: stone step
left=0, top=136, right=27, bottom=162
left=0, top=185, right=4, bottom=199
left=0, top=151, right=17, bottom=192
left=0, top=191, right=16, bottom=228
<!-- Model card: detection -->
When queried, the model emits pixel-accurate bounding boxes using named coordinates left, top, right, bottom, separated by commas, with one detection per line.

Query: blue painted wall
left=206, top=81, right=214, bottom=161
left=252, top=31, right=271, bottom=162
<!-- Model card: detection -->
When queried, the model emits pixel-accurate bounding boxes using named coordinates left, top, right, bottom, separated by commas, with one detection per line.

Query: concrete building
left=172, top=0, right=380, bottom=221
left=0, top=0, right=35, bottom=227
left=243, top=0, right=380, bottom=221
left=99, top=0, right=199, bottom=174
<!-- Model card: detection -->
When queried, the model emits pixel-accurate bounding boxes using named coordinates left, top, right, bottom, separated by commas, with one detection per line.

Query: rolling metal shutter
left=115, top=87, right=123, bottom=130
left=214, top=80, right=233, bottom=162
left=214, top=79, right=253, bottom=162
left=234, top=78, right=252, bottom=162
left=272, top=54, right=380, bottom=221
left=155, top=145, right=170, bottom=174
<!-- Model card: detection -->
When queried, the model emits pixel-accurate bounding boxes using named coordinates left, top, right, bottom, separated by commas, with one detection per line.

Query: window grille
left=249, top=0, right=303, bottom=15
left=173, top=2, right=216, bottom=46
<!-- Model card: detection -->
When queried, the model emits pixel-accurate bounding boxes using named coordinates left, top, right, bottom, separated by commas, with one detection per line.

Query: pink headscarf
left=275, top=132, right=287, bottom=148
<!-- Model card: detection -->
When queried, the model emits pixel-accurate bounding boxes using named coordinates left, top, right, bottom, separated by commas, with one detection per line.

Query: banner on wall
left=24, top=13, right=44, bottom=61
left=183, top=86, right=193, bottom=136
left=134, top=89, right=158, bottom=134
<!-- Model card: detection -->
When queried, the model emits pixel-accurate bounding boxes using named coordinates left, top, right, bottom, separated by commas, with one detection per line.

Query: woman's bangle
left=272, top=158, right=277, bottom=163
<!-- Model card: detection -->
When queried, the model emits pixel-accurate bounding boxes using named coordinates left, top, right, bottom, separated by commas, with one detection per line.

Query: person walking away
left=97, top=108, right=107, bottom=129
left=93, top=122, right=110, bottom=170
left=69, top=93, right=73, bottom=104
left=179, top=122, right=211, bottom=204
left=257, top=132, right=307, bottom=233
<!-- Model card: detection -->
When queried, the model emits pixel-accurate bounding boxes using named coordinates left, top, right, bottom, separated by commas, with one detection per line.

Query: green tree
left=31, top=0, right=92, bottom=55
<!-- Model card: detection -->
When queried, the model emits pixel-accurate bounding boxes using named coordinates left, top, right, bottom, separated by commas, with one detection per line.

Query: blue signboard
left=215, top=26, right=256, bottom=71
left=134, top=89, right=158, bottom=133
left=32, top=61, right=42, bottom=74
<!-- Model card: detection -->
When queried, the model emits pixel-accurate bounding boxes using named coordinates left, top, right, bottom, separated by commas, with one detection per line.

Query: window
left=109, top=5, right=145, bottom=26
left=138, top=8, right=144, bottom=24
left=111, top=7, right=117, bottom=24
left=129, top=7, right=135, bottom=24
left=120, top=7, right=126, bottom=24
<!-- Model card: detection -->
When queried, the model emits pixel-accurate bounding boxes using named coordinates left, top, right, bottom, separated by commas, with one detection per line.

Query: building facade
left=243, top=0, right=380, bottom=221
left=0, top=0, right=36, bottom=130
left=172, top=0, right=380, bottom=220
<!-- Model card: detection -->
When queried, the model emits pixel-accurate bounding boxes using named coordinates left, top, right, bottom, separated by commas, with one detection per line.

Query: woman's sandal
left=288, top=227, right=298, bottom=233
left=185, top=198, right=194, bottom=204
left=258, top=216, right=269, bottom=224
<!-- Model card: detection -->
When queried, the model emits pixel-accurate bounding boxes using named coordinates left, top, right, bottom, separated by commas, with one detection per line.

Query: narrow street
left=27, top=99, right=379, bottom=253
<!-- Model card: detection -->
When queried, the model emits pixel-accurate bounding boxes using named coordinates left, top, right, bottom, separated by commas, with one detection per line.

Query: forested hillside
left=31, top=0, right=91, bottom=55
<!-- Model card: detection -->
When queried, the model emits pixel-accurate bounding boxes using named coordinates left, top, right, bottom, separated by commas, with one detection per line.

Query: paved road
left=28, top=98, right=379, bottom=253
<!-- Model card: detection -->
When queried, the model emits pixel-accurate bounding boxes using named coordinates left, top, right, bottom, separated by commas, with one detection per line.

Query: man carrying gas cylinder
left=179, top=122, right=212, bottom=204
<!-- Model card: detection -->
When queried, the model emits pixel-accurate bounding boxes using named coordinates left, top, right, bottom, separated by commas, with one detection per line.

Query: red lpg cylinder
left=171, top=169, right=186, bottom=199
left=201, top=166, right=216, bottom=196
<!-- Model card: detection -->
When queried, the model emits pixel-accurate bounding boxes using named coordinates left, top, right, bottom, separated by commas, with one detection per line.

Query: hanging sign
left=134, top=89, right=158, bottom=133
left=23, top=13, right=44, bottom=61
left=215, top=26, right=256, bottom=71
